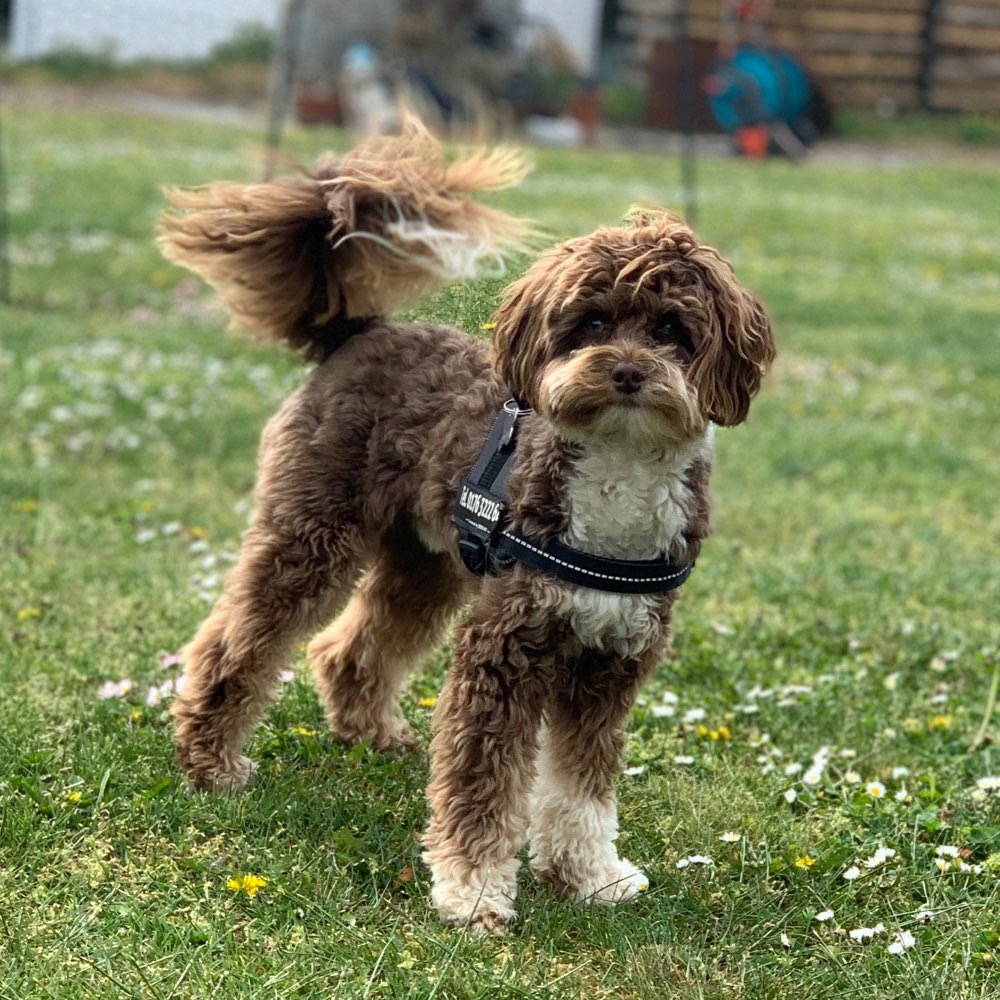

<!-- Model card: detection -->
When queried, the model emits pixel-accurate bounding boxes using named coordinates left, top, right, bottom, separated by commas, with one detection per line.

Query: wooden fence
left=617, top=0, right=1000, bottom=114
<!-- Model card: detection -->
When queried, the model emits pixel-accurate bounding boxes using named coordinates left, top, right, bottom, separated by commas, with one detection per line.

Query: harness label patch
left=458, top=485, right=503, bottom=527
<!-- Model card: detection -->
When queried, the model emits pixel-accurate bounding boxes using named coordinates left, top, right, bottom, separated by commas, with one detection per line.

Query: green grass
left=2, top=105, right=999, bottom=999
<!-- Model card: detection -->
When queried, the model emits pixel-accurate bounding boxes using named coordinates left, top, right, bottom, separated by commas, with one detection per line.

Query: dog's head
left=491, top=210, right=774, bottom=447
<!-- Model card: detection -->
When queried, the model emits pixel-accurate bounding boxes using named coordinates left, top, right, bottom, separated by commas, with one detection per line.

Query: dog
left=159, top=121, right=774, bottom=933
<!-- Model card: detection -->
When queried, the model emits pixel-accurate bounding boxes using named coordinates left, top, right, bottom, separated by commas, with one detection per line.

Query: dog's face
left=491, top=211, right=774, bottom=447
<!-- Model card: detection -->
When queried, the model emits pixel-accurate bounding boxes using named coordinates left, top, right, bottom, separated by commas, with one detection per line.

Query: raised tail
left=158, top=119, right=532, bottom=360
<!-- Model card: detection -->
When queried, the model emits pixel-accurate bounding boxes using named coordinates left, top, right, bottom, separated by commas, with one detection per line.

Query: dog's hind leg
left=172, top=516, right=366, bottom=792
left=308, top=525, right=471, bottom=752
left=528, top=649, right=653, bottom=905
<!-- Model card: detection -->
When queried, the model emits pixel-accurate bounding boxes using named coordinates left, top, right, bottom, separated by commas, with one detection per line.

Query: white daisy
left=887, top=930, right=916, bottom=955
left=863, top=847, right=897, bottom=869
left=976, top=776, right=1000, bottom=792
left=935, top=845, right=960, bottom=858
left=844, top=769, right=862, bottom=785
left=676, top=854, right=713, bottom=869
left=784, top=788, right=798, bottom=804
left=842, top=865, right=861, bottom=881
left=866, top=781, right=886, bottom=799
left=673, top=755, right=695, bottom=765
left=848, top=923, right=885, bottom=942
left=891, top=766, right=910, bottom=780
left=719, top=831, right=742, bottom=843
left=623, top=765, right=646, bottom=777
left=815, top=909, right=834, bottom=922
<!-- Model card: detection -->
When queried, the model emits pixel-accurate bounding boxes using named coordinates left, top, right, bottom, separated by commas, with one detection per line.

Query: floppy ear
left=687, top=248, right=775, bottom=426
left=489, top=261, right=555, bottom=404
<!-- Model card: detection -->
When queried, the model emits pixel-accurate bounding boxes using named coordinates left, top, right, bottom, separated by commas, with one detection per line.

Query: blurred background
left=3, top=0, right=999, bottom=161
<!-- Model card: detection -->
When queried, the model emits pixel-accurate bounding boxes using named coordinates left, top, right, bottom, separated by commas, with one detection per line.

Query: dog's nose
left=611, top=362, right=646, bottom=394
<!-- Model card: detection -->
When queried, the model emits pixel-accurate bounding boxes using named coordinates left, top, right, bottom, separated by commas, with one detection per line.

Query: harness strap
left=451, top=399, right=694, bottom=595
left=496, top=529, right=694, bottom=595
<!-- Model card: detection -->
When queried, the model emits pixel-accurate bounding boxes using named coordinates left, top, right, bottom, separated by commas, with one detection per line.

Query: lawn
left=1, top=104, right=998, bottom=999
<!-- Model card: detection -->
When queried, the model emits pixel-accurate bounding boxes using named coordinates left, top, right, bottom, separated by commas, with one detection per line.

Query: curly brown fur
left=163, top=128, right=774, bottom=932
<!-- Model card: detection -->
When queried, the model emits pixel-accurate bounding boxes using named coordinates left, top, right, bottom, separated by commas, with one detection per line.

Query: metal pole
left=917, top=0, right=943, bottom=112
left=264, top=0, right=309, bottom=179
left=0, top=98, right=11, bottom=304
left=675, top=0, right=698, bottom=226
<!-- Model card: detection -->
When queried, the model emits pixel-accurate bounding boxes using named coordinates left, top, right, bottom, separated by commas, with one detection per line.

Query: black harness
left=451, top=400, right=695, bottom=595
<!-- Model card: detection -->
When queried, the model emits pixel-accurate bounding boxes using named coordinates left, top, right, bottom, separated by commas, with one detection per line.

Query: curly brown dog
left=160, top=121, right=774, bottom=933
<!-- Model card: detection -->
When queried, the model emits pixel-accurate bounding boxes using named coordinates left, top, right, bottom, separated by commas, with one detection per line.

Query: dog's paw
left=185, top=754, right=256, bottom=794
left=439, top=900, right=517, bottom=936
left=428, top=857, right=519, bottom=933
left=369, top=719, right=420, bottom=754
left=464, top=907, right=516, bottom=936
left=330, top=716, right=419, bottom=754
left=535, top=856, right=649, bottom=905
left=582, top=859, right=649, bottom=905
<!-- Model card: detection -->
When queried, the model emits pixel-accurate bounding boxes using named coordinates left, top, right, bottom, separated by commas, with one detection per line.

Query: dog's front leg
left=422, top=600, right=554, bottom=934
left=528, top=649, right=652, bottom=905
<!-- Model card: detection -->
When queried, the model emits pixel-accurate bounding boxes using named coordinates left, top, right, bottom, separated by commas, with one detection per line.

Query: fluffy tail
left=158, top=119, right=531, bottom=360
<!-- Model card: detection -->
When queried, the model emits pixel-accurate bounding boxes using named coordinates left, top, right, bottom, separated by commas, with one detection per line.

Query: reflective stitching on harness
left=500, top=531, right=689, bottom=583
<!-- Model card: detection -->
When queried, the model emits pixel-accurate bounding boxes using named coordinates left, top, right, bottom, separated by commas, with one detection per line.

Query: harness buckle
left=499, top=398, right=529, bottom=448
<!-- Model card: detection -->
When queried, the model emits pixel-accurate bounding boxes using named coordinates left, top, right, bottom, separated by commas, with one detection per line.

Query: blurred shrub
left=835, top=108, right=1000, bottom=147
left=208, top=24, right=273, bottom=66
left=28, top=46, right=119, bottom=83
left=602, top=82, right=645, bottom=127
left=956, top=113, right=1000, bottom=146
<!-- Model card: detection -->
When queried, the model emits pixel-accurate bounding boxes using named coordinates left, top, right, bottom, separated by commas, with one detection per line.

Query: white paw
left=427, top=856, right=520, bottom=932
left=580, top=859, right=649, bottom=905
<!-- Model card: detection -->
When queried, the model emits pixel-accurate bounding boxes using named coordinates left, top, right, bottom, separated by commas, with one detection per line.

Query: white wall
left=521, top=0, right=602, bottom=74
left=9, top=0, right=282, bottom=62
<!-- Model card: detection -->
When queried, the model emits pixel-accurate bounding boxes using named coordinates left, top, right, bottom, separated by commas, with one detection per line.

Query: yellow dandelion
left=716, top=724, right=732, bottom=741
left=697, top=724, right=710, bottom=738
left=480, top=322, right=496, bottom=330
left=17, top=607, right=41, bottom=621
left=65, top=790, right=83, bottom=804
left=13, top=500, right=39, bottom=513
left=795, top=855, right=816, bottom=869
left=190, top=526, right=210, bottom=539
left=418, top=696, right=438, bottom=709
left=227, top=873, right=268, bottom=897
left=929, top=714, right=954, bottom=730
left=289, top=726, right=317, bottom=737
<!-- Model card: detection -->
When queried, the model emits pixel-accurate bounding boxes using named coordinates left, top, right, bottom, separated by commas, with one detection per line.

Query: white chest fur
left=560, top=435, right=708, bottom=656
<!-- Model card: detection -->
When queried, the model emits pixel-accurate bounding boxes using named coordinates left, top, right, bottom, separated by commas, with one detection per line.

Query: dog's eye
left=569, top=313, right=610, bottom=349
left=652, top=314, right=695, bottom=362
